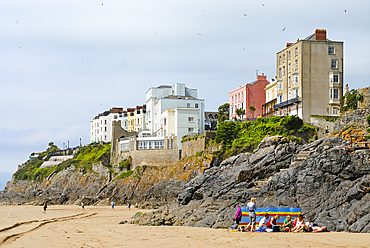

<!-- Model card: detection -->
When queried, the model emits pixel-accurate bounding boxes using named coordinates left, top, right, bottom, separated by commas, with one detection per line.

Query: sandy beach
left=0, top=205, right=369, bottom=248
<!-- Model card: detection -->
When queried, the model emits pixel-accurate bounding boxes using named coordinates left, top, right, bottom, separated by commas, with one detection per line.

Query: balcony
left=273, top=97, right=300, bottom=110
left=329, top=99, right=340, bottom=104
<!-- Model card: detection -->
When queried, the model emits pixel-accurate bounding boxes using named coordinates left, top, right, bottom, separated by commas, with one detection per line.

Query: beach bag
left=272, top=225, right=280, bottom=232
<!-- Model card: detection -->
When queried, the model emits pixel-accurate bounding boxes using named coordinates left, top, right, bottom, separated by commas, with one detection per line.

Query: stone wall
left=118, top=149, right=180, bottom=169
left=334, top=108, right=370, bottom=132
left=309, top=117, right=335, bottom=139
left=181, top=131, right=216, bottom=158
left=110, top=121, right=137, bottom=163
left=358, top=87, right=370, bottom=109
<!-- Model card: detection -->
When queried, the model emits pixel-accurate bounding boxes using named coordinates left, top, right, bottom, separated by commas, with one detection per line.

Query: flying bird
left=344, top=9, right=347, bottom=13
left=198, top=33, right=202, bottom=36
left=100, top=103, right=102, bottom=106
left=243, top=48, right=246, bottom=50
left=16, top=20, right=18, bottom=24
left=282, top=27, right=286, bottom=31
left=244, top=13, right=247, bottom=16
left=102, top=3, right=103, bottom=6
left=262, top=4, right=265, bottom=6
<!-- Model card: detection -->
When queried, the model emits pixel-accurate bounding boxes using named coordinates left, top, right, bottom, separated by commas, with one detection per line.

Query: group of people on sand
left=235, top=198, right=327, bottom=233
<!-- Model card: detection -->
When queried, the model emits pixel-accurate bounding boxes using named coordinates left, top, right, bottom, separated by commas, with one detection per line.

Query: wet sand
left=0, top=205, right=369, bottom=247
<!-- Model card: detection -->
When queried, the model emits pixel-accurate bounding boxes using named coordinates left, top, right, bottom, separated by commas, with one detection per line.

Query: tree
left=235, top=108, right=245, bottom=120
left=217, top=103, right=230, bottom=122
left=249, top=105, right=256, bottom=118
left=340, top=89, right=358, bottom=113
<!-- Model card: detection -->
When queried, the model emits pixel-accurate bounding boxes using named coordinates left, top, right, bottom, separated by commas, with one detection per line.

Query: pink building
left=229, top=74, right=270, bottom=120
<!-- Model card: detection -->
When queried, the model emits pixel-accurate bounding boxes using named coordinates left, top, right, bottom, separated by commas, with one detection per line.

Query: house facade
left=274, top=29, right=344, bottom=122
left=262, top=78, right=277, bottom=117
left=229, top=74, right=270, bottom=120
left=90, top=107, right=123, bottom=143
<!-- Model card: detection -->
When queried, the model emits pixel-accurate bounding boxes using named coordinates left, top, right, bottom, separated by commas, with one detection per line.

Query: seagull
left=20, top=46, right=21, bottom=48
left=344, top=9, right=346, bottom=13
left=102, top=3, right=103, bottom=6
left=243, top=48, right=246, bottom=50
left=244, top=13, right=247, bottom=16
left=16, top=20, right=18, bottom=24
left=262, top=4, right=265, bottom=6
left=282, top=27, right=286, bottom=31
left=100, top=103, right=102, bottom=105
left=198, top=33, right=202, bottom=36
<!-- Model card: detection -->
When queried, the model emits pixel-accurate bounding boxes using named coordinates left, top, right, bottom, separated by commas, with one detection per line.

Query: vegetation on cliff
left=13, top=143, right=111, bottom=183
left=214, top=116, right=316, bottom=157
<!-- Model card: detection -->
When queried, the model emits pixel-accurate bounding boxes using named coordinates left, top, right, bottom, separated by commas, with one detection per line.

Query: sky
left=1, top=0, right=370, bottom=190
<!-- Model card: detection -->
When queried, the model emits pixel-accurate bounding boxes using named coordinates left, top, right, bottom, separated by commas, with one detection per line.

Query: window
left=328, top=47, right=335, bottom=54
left=277, top=80, right=282, bottom=90
left=114, top=115, right=118, bottom=119
left=332, top=107, right=339, bottom=115
left=293, top=88, right=299, bottom=98
left=331, top=60, right=338, bottom=69
left=288, top=90, right=291, bottom=100
left=293, top=74, right=299, bottom=84
left=279, top=68, right=282, bottom=77
left=329, top=89, right=339, bottom=99
left=188, top=117, right=194, bottom=122
left=164, top=118, right=166, bottom=125
left=288, top=63, right=291, bottom=73
left=277, top=95, right=283, bottom=104
left=105, top=120, right=107, bottom=125
left=241, top=102, right=244, bottom=109
left=329, top=73, right=340, bottom=83
left=105, top=127, right=107, bottom=132
left=288, top=77, right=291, bottom=88
left=283, top=54, right=285, bottom=62
left=195, top=103, right=198, bottom=108
left=187, top=103, right=190, bottom=108
left=188, top=127, right=194, bottom=132
left=231, top=106, right=233, bottom=114
left=288, top=51, right=291, bottom=60
left=104, top=135, right=107, bottom=140
left=279, top=56, right=281, bottom=64
left=295, top=47, right=298, bottom=56
left=295, top=60, right=298, bottom=70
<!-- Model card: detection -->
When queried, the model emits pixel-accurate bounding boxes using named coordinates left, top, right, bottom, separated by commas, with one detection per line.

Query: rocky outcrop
left=334, top=108, right=370, bottom=132
left=133, top=136, right=370, bottom=233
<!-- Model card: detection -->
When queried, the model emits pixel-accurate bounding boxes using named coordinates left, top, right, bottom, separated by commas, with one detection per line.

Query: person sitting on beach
left=245, top=198, right=257, bottom=232
left=266, top=215, right=280, bottom=229
left=291, top=214, right=305, bottom=232
left=257, top=213, right=269, bottom=231
left=303, top=219, right=314, bottom=232
left=282, top=215, right=293, bottom=232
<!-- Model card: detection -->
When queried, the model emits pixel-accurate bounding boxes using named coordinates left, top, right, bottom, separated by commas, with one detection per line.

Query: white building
left=90, top=107, right=123, bottom=143
left=145, top=83, right=205, bottom=149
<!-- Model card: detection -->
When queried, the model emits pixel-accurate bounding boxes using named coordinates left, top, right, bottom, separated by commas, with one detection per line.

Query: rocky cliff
left=132, top=136, right=370, bottom=233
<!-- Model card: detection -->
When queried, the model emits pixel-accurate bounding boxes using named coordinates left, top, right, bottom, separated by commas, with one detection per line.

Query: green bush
left=117, top=170, right=133, bottom=179
left=367, top=115, right=370, bottom=126
left=119, top=157, right=132, bottom=171
left=214, top=116, right=313, bottom=156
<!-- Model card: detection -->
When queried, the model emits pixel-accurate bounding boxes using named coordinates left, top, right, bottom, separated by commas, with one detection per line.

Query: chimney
left=315, top=29, right=326, bottom=41
left=257, top=74, right=267, bottom=81
left=286, top=43, right=293, bottom=48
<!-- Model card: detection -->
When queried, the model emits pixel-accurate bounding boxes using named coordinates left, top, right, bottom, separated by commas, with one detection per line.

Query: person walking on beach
left=135, top=202, right=138, bottom=209
left=81, top=201, right=84, bottom=210
left=42, top=202, right=47, bottom=213
left=111, top=201, right=115, bottom=210
left=245, top=198, right=257, bottom=232
left=127, top=201, right=131, bottom=210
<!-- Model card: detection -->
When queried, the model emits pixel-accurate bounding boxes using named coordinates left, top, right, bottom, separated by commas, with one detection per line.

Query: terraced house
left=273, top=29, right=344, bottom=122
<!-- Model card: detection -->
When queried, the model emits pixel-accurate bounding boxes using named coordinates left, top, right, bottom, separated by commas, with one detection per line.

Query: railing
left=273, top=97, right=300, bottom=110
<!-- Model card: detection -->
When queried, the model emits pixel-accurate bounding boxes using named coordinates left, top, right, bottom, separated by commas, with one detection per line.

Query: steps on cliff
left=290, top=151, right=310, bottom=168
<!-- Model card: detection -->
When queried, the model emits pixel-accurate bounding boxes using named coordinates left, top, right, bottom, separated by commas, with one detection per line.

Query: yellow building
left=274, top=29, right=343, bottom=122
left=262, top=78, right=277, bottom=117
